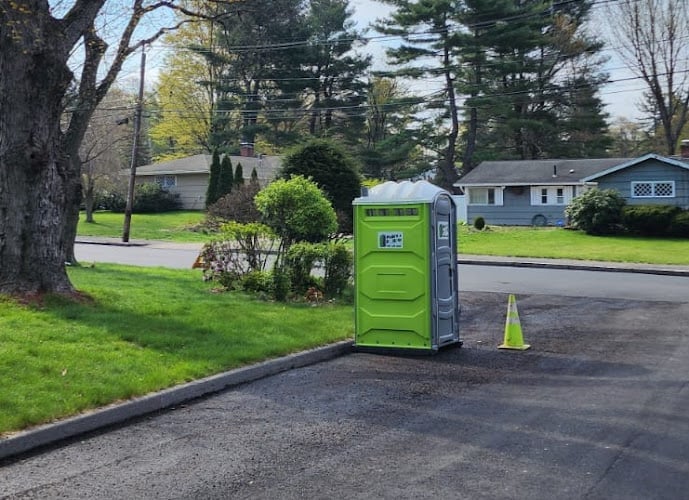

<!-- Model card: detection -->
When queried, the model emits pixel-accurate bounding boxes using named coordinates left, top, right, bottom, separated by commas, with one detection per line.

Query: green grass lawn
left=459, top=225, right=689, bottom=265
left=78, top=210, right=208, bottom=242
left=0, top=264, right=353, bottom=436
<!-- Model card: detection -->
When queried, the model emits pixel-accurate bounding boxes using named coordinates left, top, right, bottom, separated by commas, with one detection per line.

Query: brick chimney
left=681, top=139, right=689, bottom=159
left=240, top=142, right=254, bottom=157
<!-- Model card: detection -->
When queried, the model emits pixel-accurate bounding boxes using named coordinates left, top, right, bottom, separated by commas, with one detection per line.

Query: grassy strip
left=77, top=211, right=207, bottom=242
left=459, top=225, right=689, bottom=265
left=0, top=264, right=352, bottom=435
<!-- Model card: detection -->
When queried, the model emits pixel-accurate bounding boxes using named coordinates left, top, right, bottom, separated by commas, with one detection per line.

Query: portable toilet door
left=431, top=189, right=460, bottom=348
left=353, top=180, right=460, bottom=352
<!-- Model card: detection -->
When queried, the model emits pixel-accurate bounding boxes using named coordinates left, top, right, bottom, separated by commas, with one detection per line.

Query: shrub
left=285, top=242, right=324, bottom=295
left=240, top=270, right=273, bottom=294
left=669, top=210, right=689, bottom=238
left=254, top=175, right=338, bottom=258
left=322, top=241, right=352, bottom=298
left=133, top=183, right=182, bottom=213
left=198, top=222, right=278, bottom=283
left=280, top=139, right=361, bottom=233
left=206, top=182, right=261, bottom=225
left=565, top=188, right=625, bottom=235
left=109, top=183, right=181, bottom=213
left=271, top=266, right=291, bottom=302
left=473, top=216, right=486, bottom=231
left=100, top=191, right=126, bottom=212
left=622, top=205, right=681, bottom=236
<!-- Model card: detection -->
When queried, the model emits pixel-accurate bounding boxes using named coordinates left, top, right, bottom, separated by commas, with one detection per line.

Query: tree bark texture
left=0, top=7, right=77, bottom=294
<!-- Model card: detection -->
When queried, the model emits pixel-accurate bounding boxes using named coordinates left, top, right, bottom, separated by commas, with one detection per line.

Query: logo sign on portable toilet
left=352, top=180, right=461, bottom=352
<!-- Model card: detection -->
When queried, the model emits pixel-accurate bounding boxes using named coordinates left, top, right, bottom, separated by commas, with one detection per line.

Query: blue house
left=456, top=154, right=689, bottom=226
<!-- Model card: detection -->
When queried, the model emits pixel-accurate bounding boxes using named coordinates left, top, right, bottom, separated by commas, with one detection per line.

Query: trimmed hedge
left=669, top=211, right=689, bottom=238
left=622, top=205, right=681, bottom=236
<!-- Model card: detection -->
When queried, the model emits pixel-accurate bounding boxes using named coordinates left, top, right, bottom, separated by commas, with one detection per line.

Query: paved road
left=74, top=241, right=689, bottom=302
left=2, top=290, right=689, bottom=499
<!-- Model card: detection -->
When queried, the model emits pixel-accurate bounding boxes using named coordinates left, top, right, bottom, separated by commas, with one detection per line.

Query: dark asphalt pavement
left=2, top=292, right=689, bottom=499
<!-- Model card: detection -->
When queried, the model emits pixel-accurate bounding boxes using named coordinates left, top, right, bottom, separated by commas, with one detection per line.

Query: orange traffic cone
left=499, top=294, right=530, bottom=350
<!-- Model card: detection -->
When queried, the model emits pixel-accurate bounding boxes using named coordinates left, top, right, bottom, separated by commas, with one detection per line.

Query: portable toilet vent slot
left=352, top=180, right=461, bottom=352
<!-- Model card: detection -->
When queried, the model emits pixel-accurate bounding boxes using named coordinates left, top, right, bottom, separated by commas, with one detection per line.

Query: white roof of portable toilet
left=353, top=180, right=450, bottom=205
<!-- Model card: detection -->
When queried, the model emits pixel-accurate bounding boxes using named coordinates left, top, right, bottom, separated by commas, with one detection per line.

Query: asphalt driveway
left=2, top=291, right=689, bottom=499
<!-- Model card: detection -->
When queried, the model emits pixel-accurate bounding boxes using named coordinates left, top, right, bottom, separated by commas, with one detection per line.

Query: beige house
left=135, top=151, right=282, bottom=210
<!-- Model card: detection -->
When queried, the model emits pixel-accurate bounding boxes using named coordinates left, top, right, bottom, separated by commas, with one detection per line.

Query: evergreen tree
left=234, top=163, right=245, bottom=186
left=467, top=0, right=608, bottom=161
left=217, top=154, right=234, bottom=198
left=204, top=0, right=309, bottom=151
left=376, top=0, right=463, bottom=190
left=303, top=0, right=371, bottom=143
left=206, top=150, right=221, bottom=207
left=280, top=139, right=361, bottom=231
left=360, top=77, right=424, bottom=180
left=250, top=167, right=259, bottom=185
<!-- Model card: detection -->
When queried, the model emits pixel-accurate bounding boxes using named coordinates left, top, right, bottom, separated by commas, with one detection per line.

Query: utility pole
left=122, top=44, right=146, bottom=242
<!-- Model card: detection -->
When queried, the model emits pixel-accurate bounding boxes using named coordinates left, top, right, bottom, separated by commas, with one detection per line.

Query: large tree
left=608, top=0, right=689, bottom=156
left=302, top=0, right=371, bottom=142
left=0, top=0, right=204, bottom=295
left=462, top=0, right=608, bottom=162
left=376, top=0, right=463, bottom=191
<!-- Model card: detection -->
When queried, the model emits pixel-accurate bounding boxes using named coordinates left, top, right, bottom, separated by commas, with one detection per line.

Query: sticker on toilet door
left=378, top=232, right=403, bottom=249
left=437, top=221, right=450, bottom=239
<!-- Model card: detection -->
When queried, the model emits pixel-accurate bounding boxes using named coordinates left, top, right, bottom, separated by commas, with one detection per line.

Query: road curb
left=0, top=340, right=354, bottom=461
left=457, top=258, right=689, bottom=277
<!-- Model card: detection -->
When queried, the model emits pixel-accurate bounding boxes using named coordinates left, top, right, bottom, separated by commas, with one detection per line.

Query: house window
left=531, top=186, right=573, bottom=205
left=468, top=187, right=503, bottom=206
left=155, top=175, right=177, bottom=189
left=632, top=181, right=674, bottom=198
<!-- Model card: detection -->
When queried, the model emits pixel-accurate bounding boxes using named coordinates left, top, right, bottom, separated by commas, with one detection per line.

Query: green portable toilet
left=352, top=180, right=461, bottom=352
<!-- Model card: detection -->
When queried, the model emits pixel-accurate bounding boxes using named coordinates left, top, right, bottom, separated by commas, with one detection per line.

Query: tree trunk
left=0, top=14, right=75, bottom=294
left=438, top=41, right=459, bottom=192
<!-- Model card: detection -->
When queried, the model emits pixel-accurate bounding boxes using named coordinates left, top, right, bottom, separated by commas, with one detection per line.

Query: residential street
left=2, top=273, right=689, bottom=498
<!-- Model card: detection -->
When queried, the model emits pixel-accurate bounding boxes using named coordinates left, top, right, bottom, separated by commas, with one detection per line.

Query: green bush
left=109, top=183, right=181, bottom=213
left=669, top=211, right=689, bottom=238
left=285, top=242, right=324, bottom=295
left=240, top=270, right=273, bottom=294
left=271, top=266, right=291, bottom=302
left=565, top=188, right=626, bottom=235
left=280, top=139, right=361, bottom=233
left=255, top=175, right=338, bottom=251
left=473, top=216, right=486, bottom=231
left=322, top=241, right=352, bottom=298
left=622, top=205, right=681, bottom=236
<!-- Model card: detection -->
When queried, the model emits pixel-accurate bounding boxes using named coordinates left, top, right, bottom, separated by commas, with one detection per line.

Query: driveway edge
left=0, top=340, right=354, bottom=461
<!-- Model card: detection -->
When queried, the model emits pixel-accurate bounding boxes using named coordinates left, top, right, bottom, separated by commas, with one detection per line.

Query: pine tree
left=206, top=150, right=221, bottom=207
left=234, top=163, right=244, bottom=186
left=217, top=154, right=234, bottom=198
left=250, top=167, right=259, bottom=185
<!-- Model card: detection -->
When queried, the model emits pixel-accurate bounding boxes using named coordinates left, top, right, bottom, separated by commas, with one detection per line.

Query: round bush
left=565, top=189, right=625, bottom=235
left=473, top=216, right=486, bottom=231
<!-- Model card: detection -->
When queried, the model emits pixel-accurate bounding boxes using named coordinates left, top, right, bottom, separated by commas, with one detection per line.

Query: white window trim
left=467, top=187, right=503, bottom=206
left=631, top=180, right=675, bottom=198
left=530, top=186, right=574, bottom=206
